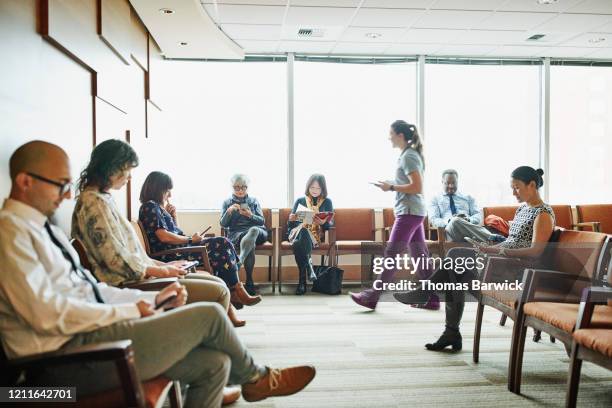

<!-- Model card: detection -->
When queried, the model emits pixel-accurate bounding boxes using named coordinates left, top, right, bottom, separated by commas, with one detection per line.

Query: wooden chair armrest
left=482, top=255, right=533, bottom=283
left=573, top=221, right=601, bottom=232
left=152, top=246, right=212, bottom=273
left=436, top=227, right=446, bottom=243
left=9, top=340, right=144, bottom=407
left=269, top=227, right=277, bottom=246
left=120, top=278, right=178, bottom=291
left=521, top=268, right=590, bottom=303
left=576, top=286, right=612, bottom=330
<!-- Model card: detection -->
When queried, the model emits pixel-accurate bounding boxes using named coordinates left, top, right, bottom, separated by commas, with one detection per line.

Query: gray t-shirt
left=394, top=148, right=426, bottom=217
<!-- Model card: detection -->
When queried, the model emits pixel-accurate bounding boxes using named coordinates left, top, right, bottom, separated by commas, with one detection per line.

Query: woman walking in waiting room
left=350, top=120, right=439, bottom=311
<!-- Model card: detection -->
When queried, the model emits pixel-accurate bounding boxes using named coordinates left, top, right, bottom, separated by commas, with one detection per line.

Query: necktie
left=44, top=222, right=105, bottom=303
left=449, top=194, right=457, bottom=215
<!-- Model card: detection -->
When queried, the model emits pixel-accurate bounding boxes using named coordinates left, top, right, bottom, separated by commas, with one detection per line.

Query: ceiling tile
left=431, top=0, right=506, bottom=11
left=434, top=44, right=497, bottom=56
left=278, top=40, right=335, bottom=53
left=584, top=47, right=612, bottom=59
left=204, top=4, right=286, bottom=24
left=331, top=42, right=392, bottom=54
left=401, top=28, right=467, bottom=43
left=384, top=43, right=442, bottom=55
left=290, top=0, right=360, bottom=6
left=201, top=0, right=287, bottom=5
left=533, top=13, right=612, bottom=33
left=236, top=39, right=280, bottom=53
left=412, top=10, right=493, bottom=29
left=567, top=0, right=612, bottom=14
left=362, top=0, right=435, bottom=8
left=341, top=27, right=407, bottom=42
left=587, top=20, right=612, bottom=33
left=475, top=12, right=556, bottom=30
left=285, top=6, right=355, bottom=26
left=486, top=45, right=544, bottom=57
left=351, top=8, right=424, bottom=28
left=498, top=0, right=583, bottom=12
left=535, top=46, right=597, bottom=58
left=221, top=24, right=282, bottom=40
left=457, top=30, right=532, bottom=45
left=560, top=32, right=612, bottom=47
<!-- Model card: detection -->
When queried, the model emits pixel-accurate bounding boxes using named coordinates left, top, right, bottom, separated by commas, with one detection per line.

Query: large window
left=293, top=61, right=417, bottom=208
left=425, top=64, right=541, bottom=207
left=549, top=66, right=612, bottom=204
left=138, top=60, right=287, bottom=209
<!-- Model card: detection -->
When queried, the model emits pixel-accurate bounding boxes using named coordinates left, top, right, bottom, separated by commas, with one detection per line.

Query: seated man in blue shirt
left=428, top=169, right=492, bottom=242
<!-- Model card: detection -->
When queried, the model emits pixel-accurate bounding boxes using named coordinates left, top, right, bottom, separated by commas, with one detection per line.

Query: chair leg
left=268, top=256, right=273, bottom=294
left=533, top=329, right=542, bottom=343
left=499, top=314, right=507, bottom=326
left=565, top=343, right=582, bottom=408
left=473, top=302, right=485, bottom=363
left=510, top=316, right=529, bottom=394
left=169, top=381, right=183, bottom=408
left=278, top=256, right=282, bottom=294
left=550, top=335, right=556, bottom=343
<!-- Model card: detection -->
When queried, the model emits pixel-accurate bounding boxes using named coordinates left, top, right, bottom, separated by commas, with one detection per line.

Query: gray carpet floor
left=228, top=292, right=612, bottom=407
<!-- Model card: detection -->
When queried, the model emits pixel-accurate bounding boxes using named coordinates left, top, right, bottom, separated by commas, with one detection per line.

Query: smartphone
left=179, top=260, right=199, bottom=271
left=155, top=294, right=177, bottom=310
left=240, top=203, right=249, bottom=210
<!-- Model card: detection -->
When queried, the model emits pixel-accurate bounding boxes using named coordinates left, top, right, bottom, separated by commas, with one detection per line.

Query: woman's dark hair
left=305, top=173, right=328, bottom=199
left=391, top=120, right=424, bottom=167
left=140, top=171, right=173, bottom=204
left=511, top=166, right=544, bottom=189
left=78, top=139, right=139, bottom=192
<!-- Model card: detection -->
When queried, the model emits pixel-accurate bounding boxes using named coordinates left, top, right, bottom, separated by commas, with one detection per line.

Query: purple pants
left=380, top=214, right=432, bottom=284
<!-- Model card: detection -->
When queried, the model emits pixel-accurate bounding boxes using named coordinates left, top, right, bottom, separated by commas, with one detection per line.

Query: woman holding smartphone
left=350, top=120, right=439, bottom=310
left=138, top=171, right=262, bottom=310
left=287, top=174, right=334, bottom=295
left=220, top=174, right=268, bottom=296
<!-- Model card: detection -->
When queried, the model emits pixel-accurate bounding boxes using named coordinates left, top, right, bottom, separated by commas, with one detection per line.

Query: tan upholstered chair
left=576, top=204, right=612, bottom=233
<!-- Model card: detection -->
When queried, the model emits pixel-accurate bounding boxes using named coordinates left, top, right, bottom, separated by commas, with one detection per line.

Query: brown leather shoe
left=230, top=282, right=262, bottom=307
left=228, top=304, right=246, bottom=328
left=242, top=366, right=316, bottom=402
left=222, top=386, right=241, bottom=406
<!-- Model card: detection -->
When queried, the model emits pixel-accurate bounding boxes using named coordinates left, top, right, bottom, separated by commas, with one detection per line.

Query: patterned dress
left=139, top=201, right=240, bottom=287
left=501, top=203, right=555, bottom=249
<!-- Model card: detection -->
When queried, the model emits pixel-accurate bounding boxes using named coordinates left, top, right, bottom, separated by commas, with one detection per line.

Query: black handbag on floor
left=311, top=266, right=344, bottom=295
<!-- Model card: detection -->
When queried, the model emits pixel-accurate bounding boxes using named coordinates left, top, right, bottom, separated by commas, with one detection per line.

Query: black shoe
left=393, top=290, right=431, bottom=305
left=295, top=282, right=306, bottom=295
left=425, top=330, right=462, bottom=352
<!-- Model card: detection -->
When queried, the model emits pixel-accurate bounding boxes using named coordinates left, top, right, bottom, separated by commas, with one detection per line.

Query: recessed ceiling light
left=159, top=8, right=174, bottom=14
left=589, top=37, right=606, bottom=44
left=536, top=0, right=558, bottom=4
left=179, top=42, right=188, bottom=46
left=365, top=32, right=382, bottom=39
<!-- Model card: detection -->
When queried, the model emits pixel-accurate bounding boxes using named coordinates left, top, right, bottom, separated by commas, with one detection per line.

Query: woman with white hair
left=220, top=174, right=268, bottom=296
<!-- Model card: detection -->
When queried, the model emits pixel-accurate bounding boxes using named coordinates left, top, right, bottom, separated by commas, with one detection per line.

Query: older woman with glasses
left=220, top=174, right=268, bottom=296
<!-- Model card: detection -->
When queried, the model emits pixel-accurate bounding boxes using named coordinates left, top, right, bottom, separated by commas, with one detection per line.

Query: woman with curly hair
left=71, top=139, right=253, bottom=326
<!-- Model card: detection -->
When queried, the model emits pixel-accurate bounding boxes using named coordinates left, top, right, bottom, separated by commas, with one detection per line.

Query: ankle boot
left=230, top=282, right=262, bottom=307
left=228, top=304, right=246, bottom=327
left=425, top=328, right=462, bottom=352
left=296, top=265, right=306, bottom=295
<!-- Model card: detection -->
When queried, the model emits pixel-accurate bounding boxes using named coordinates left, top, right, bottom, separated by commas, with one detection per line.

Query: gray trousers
left=237, top=227, right=267, bottom=284
left=445, top=217, right=492, bottom=242
left=42, top=303, right=264, bottom=408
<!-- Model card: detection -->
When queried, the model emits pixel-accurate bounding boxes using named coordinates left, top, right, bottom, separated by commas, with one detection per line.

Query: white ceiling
left=198, top=0, right=612, bottom=59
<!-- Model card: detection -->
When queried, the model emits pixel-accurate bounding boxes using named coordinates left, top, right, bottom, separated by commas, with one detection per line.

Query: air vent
left=297, top=28, right=324, bottom=38
left=527, top=34, right=546, bottom=41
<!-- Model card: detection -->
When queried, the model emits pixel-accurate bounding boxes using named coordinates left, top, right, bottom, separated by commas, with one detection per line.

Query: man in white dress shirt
left=0, top=141, right=315, bottom=407
left=428, top=169, right=493, bottom=243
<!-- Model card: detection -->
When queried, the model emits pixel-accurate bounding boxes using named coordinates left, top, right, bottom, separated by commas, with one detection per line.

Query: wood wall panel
left=98, top=0, right=132, bottom=65
left=130, top=6, right=148, bottom=71
left=146, top=35, right=163, bottom=108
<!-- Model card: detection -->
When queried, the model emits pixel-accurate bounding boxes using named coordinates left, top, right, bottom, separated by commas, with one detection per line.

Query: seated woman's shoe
left=425, top=329, right=462, bottom=352
left=242, top=366, right=316, bottom=402
left=231, top=282, right=262, bottom=307
left=393, top=289, right=432, bottom=305
left=295, top=281, right=306, bottom=295
left=222, top=386, right=241, bottom=406
left=228, top=304, right=246, bottom=327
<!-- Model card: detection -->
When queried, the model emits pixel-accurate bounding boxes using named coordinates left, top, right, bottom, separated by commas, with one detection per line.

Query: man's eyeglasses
left=27, top=172, right=73, bottom=195
left=233, top=185, right=248, bottom=192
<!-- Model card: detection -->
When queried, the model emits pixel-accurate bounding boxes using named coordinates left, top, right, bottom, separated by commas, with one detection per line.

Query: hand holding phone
left=155, top=295, right=177, bottom=310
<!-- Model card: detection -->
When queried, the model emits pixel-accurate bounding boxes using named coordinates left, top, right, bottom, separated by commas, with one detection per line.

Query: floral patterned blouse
left=139, top=200, right=183, bottom=255
left=71, top=189, right=155, bottom=285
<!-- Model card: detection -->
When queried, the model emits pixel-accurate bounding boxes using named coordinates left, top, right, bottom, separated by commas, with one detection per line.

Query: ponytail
left=391, top=120, right=424, bottom=168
